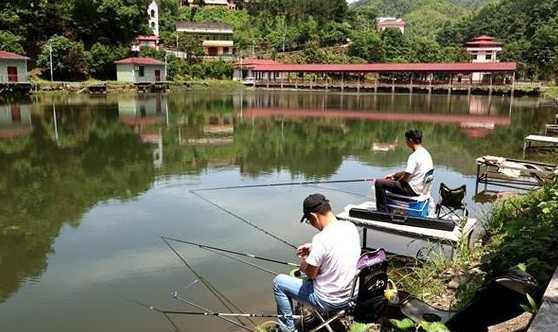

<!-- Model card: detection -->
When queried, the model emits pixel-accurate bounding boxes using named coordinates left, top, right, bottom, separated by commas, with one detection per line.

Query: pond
left=0, top=91, right=554, bottom=332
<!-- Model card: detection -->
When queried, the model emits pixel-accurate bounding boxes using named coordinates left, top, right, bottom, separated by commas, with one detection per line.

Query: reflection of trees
left=0, top=109, right=155, bottom=302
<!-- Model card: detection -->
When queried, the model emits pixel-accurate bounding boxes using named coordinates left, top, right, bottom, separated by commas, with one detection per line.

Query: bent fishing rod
left=161, top=237, right=255, bottom=327
left=192, top=178, right=375, bottom=192
left=162, top=236, right=299, bottom=267
left=189, top=190, right=297, bottom=249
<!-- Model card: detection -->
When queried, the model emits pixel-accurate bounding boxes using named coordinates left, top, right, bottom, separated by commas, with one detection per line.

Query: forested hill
left=349, top=0, right=490, bottom=39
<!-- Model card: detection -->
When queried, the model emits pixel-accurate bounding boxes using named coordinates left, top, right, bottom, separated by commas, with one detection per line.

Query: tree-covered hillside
left=0, top=0, right=557, bottom=81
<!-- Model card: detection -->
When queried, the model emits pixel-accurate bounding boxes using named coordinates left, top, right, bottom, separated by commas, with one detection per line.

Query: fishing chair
left=435, top=183, right=468, bottom=219
left=300, top=249, right=388, bottom=332
left=384, top=169, right=435, bottom=217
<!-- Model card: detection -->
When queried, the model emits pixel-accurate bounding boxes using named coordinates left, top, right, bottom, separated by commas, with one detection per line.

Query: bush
left=37, top=35, right=89, bottom=81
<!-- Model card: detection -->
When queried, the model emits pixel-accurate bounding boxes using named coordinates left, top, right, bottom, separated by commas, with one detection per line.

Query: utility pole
left=49, top=44, right=54, bottom=81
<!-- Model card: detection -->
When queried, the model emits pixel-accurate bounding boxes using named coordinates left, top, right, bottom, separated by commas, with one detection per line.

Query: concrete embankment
left=528, top=267, right=558, bottom=332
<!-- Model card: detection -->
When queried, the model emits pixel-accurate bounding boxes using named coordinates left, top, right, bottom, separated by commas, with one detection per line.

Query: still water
left=0, top=91, right=554, bottom=331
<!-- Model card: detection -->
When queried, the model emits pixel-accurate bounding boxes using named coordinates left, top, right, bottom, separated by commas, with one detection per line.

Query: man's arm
left=299, top=259, right=319, bottom=280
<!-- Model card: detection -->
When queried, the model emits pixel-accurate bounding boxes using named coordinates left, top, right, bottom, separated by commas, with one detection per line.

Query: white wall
left=0, top=59, right=28, bottom=83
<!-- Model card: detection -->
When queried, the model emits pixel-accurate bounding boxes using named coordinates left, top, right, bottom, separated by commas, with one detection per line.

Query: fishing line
left=162, top=236, right=299, bottom=267
left=189, top=190, right=297, bottom=249
left=306, top=184, right=369, bottom=199
left=161, top=237, right=254, bottom=327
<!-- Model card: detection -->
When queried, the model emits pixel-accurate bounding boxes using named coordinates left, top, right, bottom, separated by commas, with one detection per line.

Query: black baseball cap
left=300, top=193, right=329, bottom=222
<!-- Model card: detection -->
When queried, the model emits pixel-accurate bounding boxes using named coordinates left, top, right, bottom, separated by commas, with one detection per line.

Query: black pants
left=374, top=178, right=418, bottom=212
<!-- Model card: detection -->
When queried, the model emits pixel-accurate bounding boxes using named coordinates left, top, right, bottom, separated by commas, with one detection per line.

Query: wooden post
left=357, top=74, right=360, bottom=93
left=428, top=73, right=432, bottom=94
left=409, top=74, right=413, bottom=94
left=341, top=72, right=345, bottom=92
left=391, top=77, right=395, bottom=93
left=374, top=79, right=378, bottom=93
left=489, top=73, right=493, bottom=96
left=511, top=71, right=515, bottom=97
left=448, top=73, right=453, bottom=96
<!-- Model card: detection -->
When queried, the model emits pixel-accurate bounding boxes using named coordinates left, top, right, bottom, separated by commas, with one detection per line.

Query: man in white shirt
left=374, top=129, right=433, bottom=212
left=273, top=193, right=361, bottom=332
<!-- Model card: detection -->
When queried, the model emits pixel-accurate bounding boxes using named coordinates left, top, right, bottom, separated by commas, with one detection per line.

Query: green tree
left=347, top=6, right=378, bottom=32
left=37, top=35, right=89, bottom=81
left=348, top=31, right=384, bottom=62
left=382, top=28, right=411, bottom=62
left=87, top=43, right=129, bottom=79
left=529, top=16, right=558, bottom=81
left=0, top=31, right=24, bottom=54
left=177, top=34, right=205, bottom=64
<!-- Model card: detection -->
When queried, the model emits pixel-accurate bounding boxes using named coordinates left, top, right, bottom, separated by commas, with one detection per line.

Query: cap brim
left=300, top=214, right=307, bottom=223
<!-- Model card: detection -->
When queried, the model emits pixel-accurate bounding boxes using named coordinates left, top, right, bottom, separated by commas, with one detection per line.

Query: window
left=151, top=9, right=155, bottom=18
left=138, top=66, right=145, bottom=77
left=151, top=22, right=156, bottom=29
left=223, top=47, right=229, bottom=54
left=472, top=54, right=478, bottom=60
left=486, top=54, right=492, bottom=60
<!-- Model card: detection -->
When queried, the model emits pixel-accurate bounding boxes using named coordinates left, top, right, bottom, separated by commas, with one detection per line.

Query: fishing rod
left=161, top=237, right=256, bottom=327
left=189, top=190, right=297, bottom=249
left=192, top=178, right=375, bottom=192
left=128, top=298, right=183, bottom=332
left=162, top=236, right=299, bottom=267
left=171, top=290, right=256, bottom=332
left=154, top=306, right=303, bottom=319
left=306, top=184, right=368, bottom=199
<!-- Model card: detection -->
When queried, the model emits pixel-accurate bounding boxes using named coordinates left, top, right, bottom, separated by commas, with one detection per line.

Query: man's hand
left=296, top=243, right=311, bottom=258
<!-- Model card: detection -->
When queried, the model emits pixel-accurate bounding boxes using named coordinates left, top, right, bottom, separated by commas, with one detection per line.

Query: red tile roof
left=0, top=50, right=29, bottom=60
left=466, top=35, right=503, bottom=47
left=136, top=35, right=160, bottom=41
left=244, top=62, right=517, bottom=73
left=114, top=57, right=164, bottom=65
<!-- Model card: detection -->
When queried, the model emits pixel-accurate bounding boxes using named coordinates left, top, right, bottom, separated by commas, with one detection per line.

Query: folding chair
left=301, top=249, right=388, bottom=332
left=435, top=183, right=468, bottom=219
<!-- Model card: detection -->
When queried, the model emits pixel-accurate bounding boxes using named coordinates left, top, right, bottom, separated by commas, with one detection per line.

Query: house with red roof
left=376, top=17, right=406, bottom=34
left=465, top=35, right=504, bottom=82
left=0, top=51, right=29, bottom=83
left=114, top=57, right=166, bottom=83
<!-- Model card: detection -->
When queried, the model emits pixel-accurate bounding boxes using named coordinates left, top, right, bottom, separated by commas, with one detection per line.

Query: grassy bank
left=27, top=79, right=244, bottom=95
left=542, top=85, right=558, bottom=99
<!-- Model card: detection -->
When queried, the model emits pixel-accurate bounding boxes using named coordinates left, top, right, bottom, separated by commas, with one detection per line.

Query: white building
left=175, top=22, right=234, bottom=58
left=376, top=17, right=406, bottom=34
left=148, top=0, right=159, bottom=36
left=115, top=57, right=166, bottom=83
left=0, top=51, right=29, bottom=83
left=465, top=35, right=503, bottom=83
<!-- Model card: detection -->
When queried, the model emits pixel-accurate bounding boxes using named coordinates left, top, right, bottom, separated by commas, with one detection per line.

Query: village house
left=0, top=51, right=29, bottom=83
left=175, top=22, right=234, bottom=58
left=376, top=17, right=406, bottom=34
left=132, top=35, right=160, bottom=52
left=115, top=57, right=166, bottom=83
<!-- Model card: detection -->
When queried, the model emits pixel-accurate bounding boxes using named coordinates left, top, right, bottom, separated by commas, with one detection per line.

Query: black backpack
left=352, top=249, right=389, bottom=323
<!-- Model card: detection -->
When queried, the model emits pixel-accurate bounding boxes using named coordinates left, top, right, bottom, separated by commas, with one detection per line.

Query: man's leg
left=273, top=274, right=321, bottom=332
left=375, top=178, right=416, bottom=212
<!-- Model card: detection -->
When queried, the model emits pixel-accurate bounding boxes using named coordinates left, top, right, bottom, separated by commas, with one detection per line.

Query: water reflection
left=0, top=92, right=555, bottom=332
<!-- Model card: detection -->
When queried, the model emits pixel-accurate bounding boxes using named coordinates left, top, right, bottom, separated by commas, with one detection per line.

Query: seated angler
left=374, top=129, right=433, bottom=212
left=273, top=194, right=361, bottom=332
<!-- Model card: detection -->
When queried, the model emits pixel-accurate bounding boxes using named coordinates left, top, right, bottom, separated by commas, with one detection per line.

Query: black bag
left=353, top=250, right=389, bottom=323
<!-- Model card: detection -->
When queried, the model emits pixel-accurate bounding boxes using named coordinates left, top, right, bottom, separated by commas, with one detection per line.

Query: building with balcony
left=376, top=17, right=406, bottom=34
left=176, top=22, right=234, bottom=58
left=182, top=0, right=236, bottom=9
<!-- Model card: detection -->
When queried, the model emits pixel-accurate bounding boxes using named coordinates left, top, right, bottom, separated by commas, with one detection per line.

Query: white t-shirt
left=404, top=146, right=434, bottom=195
left=305, top=219, right=361, bottom=304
